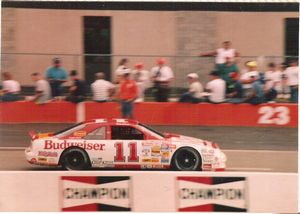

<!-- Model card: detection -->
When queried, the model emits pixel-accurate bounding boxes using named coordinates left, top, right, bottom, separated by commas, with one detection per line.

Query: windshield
left=54, top=122, right=85, bottom=137
left=138, top=123, right=164, bottom=138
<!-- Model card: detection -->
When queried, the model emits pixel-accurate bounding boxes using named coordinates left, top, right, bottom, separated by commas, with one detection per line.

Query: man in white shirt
left=178, top=73, right=203, bottom=103
left=91, top=72, right=115, bottom=102
left=1, top=72, right=21, bottom=102
left=240, top=61, right=260, bottom=97
left=284, top=59, right=298, bottom=103
left=264, top=62, right=281, bottom=102
left=30, top=72, right=52, bottom=104
left=199, top=41, right=240, bottom=69
left=132, top=63, right=150, bottom=102
left=150, top=58, right=174, bottom=102
left=206, top=70, right=226, bottom=103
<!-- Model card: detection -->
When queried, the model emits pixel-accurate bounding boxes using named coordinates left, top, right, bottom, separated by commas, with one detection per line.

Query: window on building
left=285, top=18, right=299, bottom=57
left=111, top=126, right=144, bottom=140
left=83, top=16, right=111, bottom=85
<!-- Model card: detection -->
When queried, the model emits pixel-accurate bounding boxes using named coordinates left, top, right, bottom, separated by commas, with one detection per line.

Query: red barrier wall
left=0, top=101, right=76, bottom=123
left=0, top=101, right=297, bottom=127
left=85, top=102, right=298, bottom=127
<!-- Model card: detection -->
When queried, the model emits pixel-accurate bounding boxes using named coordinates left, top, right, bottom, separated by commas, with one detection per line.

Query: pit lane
left=0, top=124, right=297, bottom=172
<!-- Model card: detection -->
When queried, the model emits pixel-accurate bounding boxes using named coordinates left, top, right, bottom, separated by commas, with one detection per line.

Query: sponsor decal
left=73, top=131, right=87, bottom=137
left=151, top=158, right=160, bottom=163
left=177, top=177, right=247, bottom=212
left=37, top=157, right=47, bottom=162
left=142, top=158, right=152, bottom=163
left=44, top=140, right=105, bottom=151
left=142, top=148, right=151, bottom=157
left=151, top=145, right=161, bottom=157
left=161, top=151, right=170, bottom=163
left=61, top=176, right=131, bottom=211
left=38, top=151, right=58, bottom=157
left=91, top=159, right=115, bottom=168
left=160, top=144, right=169, bottom=152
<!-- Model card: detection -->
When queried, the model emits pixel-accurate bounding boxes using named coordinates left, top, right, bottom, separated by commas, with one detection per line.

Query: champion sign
left=61, top=176, right=131, bottom=211
left=177, top=176, right=247, bottom=212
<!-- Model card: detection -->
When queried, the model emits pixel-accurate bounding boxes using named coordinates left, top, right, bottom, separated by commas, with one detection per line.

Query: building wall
left=1, top=8, right=298, bottom=86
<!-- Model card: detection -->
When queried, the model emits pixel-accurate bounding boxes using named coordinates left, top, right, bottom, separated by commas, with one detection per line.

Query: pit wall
left=0, top=171, right=297, bottom=212
left=0, top=101, right=297, bottom=127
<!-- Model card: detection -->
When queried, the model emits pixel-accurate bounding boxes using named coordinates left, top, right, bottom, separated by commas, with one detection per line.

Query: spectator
left=199, top=41, right=240, bottom=69
left=279, top=62, right=290, bottom=99
left=264, top=62, right=281, bottom=102
left=178, top=73, right=203, bottom=103
left=132, top=62, right=150, bottom=102
left=226, top=72, right=244, bottom=103
left=118, top=69, right=138, bottom=119
left=240, top=61, right=260, bottom=95
left=91, top=72, right=115, bottom=102
left=150, top=58, right=174, bottom=102
left=218, top=57, right=239, bottom=89
left=284, top=59, right=298, bottom=103
left=65, top=70, right=86, bottom=103
left=244, top=75, right=265, bottom=105
left=115, top=58, right=130, bottom=84
left=205, top=70, right=226, bottom=103
left=45, top=58, right=67, bottom=97
left=0, top=72, right=21, bottom=102
left=30, top=72, right=52, bottom=104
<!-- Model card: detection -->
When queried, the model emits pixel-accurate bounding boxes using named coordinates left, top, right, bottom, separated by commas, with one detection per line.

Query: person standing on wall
left=117, top=69, right=138, bottom=119
left=45, top=58, right=68, bottom=97
left=132, top=62, right=150, bottom=102
left=199, top=41, right=240, bottom=70
left=150, top=58, right=174, bottom=102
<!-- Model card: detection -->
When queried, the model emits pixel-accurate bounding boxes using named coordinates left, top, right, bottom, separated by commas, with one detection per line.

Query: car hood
left=163, top=132, right=212, bottom=147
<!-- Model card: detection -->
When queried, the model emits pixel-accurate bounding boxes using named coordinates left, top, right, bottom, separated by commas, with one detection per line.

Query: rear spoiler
left=28, top=131, right=38, bottom=140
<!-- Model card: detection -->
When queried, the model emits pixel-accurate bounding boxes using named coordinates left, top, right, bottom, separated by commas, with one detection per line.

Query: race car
left=25, top=118, right=226, bottom=171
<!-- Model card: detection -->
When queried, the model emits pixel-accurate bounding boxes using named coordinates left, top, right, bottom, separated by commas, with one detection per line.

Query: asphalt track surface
left=0, top=124, right=297, bottom=172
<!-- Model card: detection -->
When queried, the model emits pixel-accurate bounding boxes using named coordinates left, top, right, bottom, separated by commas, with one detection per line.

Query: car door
left=83, top=125, right=115, bottom=168
left=110, top=125, right=145, bottom=168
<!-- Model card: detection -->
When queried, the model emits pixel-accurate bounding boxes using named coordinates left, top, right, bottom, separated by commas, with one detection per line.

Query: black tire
left=61, top=147, right=90, bottom=170
left=171, top=147, right=202, bottom=171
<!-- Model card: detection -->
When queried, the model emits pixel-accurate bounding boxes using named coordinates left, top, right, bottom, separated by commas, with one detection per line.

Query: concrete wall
left=1, top=8, right=298, bottom=86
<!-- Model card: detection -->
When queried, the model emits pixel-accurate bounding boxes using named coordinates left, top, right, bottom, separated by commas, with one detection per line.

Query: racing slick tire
left=171, top=147, right=202, bottom=171
left=60, top=147, right=91, bottom=170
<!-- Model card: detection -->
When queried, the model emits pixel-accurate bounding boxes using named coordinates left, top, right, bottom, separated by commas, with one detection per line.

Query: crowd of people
left=0, top=41, right=298, bottom=116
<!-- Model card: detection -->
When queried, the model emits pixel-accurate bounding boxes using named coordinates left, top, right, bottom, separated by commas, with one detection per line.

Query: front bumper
left=25, top=147, right=38, bottom=165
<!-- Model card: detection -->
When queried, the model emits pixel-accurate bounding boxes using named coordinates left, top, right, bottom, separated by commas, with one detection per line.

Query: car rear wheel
left=172, top=147, right=201, bottom=171
left=61, top=148, right=90, bottom=170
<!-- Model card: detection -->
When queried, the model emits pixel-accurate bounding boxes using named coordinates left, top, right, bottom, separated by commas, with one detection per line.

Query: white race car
left=25, top=118, right=226, bottom=171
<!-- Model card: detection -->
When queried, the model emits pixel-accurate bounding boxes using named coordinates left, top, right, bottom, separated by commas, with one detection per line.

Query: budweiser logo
left=44, top=140, right=105, bottom=151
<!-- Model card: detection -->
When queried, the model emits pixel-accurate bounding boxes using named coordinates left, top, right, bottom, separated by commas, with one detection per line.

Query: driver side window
left=111, top=126, right=144, bottom=140
left=84, top=126, right=106, bottom=140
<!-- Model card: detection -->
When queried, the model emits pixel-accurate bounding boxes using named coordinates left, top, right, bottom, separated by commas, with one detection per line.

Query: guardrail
left=0, top=171, right=297, bottom=212
left=0, top=101, right=297, bottom=127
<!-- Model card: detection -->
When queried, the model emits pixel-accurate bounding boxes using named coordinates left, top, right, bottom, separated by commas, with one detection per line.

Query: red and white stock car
left=25, top=119, right=226, bottom=171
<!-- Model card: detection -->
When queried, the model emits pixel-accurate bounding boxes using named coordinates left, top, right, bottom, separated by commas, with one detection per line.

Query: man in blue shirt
left=45, top=58, right=67, bottom=97
left=244, top=75, right=265, bottom=105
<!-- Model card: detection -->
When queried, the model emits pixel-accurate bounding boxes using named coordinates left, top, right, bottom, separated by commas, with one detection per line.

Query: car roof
left=83, top=118, right=139, bottom=126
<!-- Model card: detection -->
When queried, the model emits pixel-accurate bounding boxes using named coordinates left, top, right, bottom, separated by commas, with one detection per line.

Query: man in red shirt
left=118, top=69, right=138, bottom=119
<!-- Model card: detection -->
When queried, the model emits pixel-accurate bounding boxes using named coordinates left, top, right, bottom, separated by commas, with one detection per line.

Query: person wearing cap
left=115, top=58, right=130, bottom=84
left=240, top=61, right=260, bottom=95
left=226, top=72, right=244, bottom=104
left=132, top=62, right=150, bottom=102
left=91, top=72, right=115, bottom=102
left=150, top=58, right=174, bottom=102
left=0, top=72, right=21, bottom=102
left=199, top=41, right=240, bottom=69
left=65, top=70, right=86, bottom=103
left=284, top=59, right=299, bottom=103
left=205, top=70, right=226, bottom=103
left=178, top=73, right=203, bottom=103
left=45, top=58, right=68, bottom=97
left=30, top=72, right=52, bottom=104
left=117, top=70, right=138, bottom=119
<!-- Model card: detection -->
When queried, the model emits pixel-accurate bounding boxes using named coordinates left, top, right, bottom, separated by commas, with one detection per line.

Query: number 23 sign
left=258, top=106, right=290, bottom=125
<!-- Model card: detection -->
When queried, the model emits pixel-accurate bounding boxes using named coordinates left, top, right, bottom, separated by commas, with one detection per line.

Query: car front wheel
left=61, top=148, right=90, bottom=170
left=172, top=147, right=201, bottom=171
